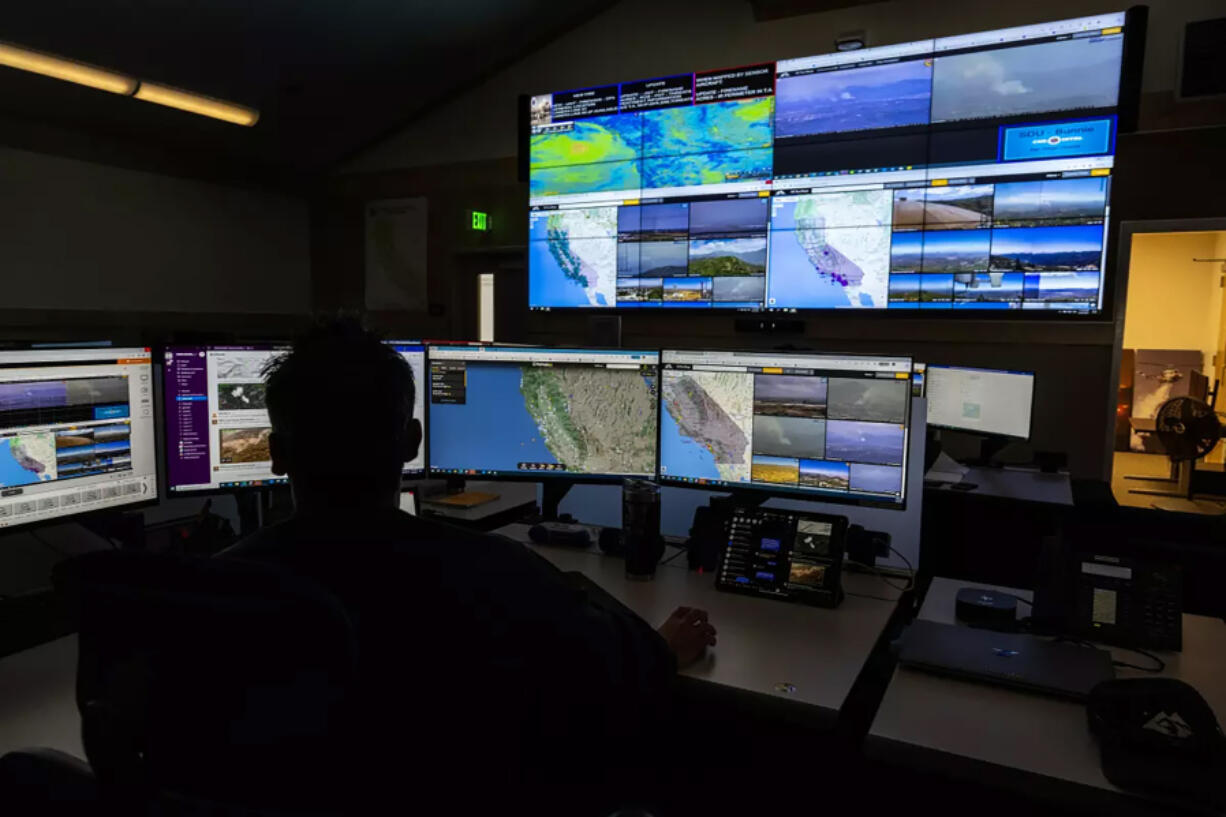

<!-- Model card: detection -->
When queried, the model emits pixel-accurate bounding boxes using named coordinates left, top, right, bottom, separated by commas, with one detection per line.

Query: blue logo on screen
left=93, top=404, right=130, bottom=420
left=999, top=117, right=1115, bottom=162
left=760, top=537, right=781, bottom=552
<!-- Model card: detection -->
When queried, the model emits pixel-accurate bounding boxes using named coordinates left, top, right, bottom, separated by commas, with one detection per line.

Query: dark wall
left=316, top=125, right=1226, bottom=481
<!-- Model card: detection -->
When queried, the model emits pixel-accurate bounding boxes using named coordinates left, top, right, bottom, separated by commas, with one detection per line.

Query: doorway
left=1110, top=221, right=1226, bottom=512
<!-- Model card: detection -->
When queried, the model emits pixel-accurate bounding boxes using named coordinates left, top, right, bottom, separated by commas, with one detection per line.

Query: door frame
left=1105, top=217, right=1226, bottom=481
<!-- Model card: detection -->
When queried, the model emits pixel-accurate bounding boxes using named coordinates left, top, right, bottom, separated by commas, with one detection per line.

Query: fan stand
left=1124, top=459, right=1194, bottom=499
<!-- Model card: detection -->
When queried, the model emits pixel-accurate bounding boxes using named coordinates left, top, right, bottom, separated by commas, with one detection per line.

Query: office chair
left=53, top=550, right=359, bottom=815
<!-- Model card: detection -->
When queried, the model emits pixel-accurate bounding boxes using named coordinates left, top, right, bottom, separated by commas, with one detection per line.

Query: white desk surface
left=0, top=635, right=82, bottom=760
left=499, top=523, right=902, bottom=721
left=867, top=577, right=1226, bottom=807
left=927, top=466, right=1073, bottom=505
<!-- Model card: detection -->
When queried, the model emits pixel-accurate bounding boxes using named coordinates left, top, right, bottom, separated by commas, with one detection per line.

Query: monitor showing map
left=527, top=10, right=1136, bottom=315
left=659, top=349, right=913, bottom=506
left=427, top=345, right=659, bottom=480
left=163, top=342, right=427, bottom=493
left=0, top=347, right=158, bottom=530
left=926, top=365, right=1035, bottom=439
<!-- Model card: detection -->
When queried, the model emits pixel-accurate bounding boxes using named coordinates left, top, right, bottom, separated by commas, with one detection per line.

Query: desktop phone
left=1034, top=536, right=1183, bottom=651
left=718, top=508, right=849, bottom=608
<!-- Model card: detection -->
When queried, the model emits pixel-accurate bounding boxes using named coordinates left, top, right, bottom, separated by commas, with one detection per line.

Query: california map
left=768, top=189, right=892, bottom=308
left=531, top=207, right=618, bottom=307
left=662, top=371, right=752, bottom=482
left=0, top=432, right=56, bottom=487
left=520, top=365, right=656, bottom=475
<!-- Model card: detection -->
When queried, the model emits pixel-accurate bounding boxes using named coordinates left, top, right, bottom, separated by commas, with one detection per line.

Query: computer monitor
left=164, top=342, right=428, bottom=493
left=427, top=345, right=660, bottom=481
left=659, top=349, right=913, bottom=506
left=0, top=346, right=158, bottom=529
left=912, top=362, right=927, bottom=398
left=926, top=365, right=1035, bottom=439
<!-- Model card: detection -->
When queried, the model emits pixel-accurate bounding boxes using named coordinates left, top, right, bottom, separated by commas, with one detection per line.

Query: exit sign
left=469, top=210, right=490, bottom=231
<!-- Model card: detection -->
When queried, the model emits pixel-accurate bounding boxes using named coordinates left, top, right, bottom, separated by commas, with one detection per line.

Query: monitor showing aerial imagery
left=427, top=346, right=659, bottom=480
left=658, top=349, right=913, bottom=505
left=527, top=11, right=1134, bottom=315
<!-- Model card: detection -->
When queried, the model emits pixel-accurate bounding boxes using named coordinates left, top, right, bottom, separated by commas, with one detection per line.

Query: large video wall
left=527, top=12, right=1130, bottom=314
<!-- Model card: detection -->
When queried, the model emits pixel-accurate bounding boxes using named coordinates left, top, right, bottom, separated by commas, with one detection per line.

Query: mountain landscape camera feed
left=638, top=241, right=689, bottom=277
left=920, top=273, right=955, bottom=304
left=890, top=231, right=924, bottom=273
left=850, top=463, right=903, bottom=494
left=217, top=382, right=266, bottom=411
left=827, top=377, right=908, bottom=423
left=825, top=419, right=905, bottom=465
left=713, top=276, right=766, bottom=302
left=990, top=224, right=1104, bottom=271
left=752, top=415, right=826, bottom=459
left=799, top=459, right=850, bottom=490
left=930, top=34, right=1123, bottom=123
left=688, top=237, right=767, bottom=276
left=688, top=198, right=768, bottom=237
left=921, top=230, right=991, bottom=273
left=775, top=59, right=933, bottom=138
left=788, top=562, right=827, bottom=588
left=751, top=454, right=800, bottom=485
left=889, top=275, right=921, bottom=304
left=992, top=177, right=1108, bottom=226
left=219, top=427, right=272, bottom=464
left=754, top=375, right=827, bottom=418
left=1023, top=271, right=1100, bottom=303
left=920, top=185, right=994, bottom=229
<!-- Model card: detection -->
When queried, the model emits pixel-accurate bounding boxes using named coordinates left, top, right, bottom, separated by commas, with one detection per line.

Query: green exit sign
left=470, top=210, right=490, bottom=232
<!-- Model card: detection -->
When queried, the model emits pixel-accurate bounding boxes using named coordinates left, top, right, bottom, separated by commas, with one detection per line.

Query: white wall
left=343, top=0, right=1223, bottom=173
left=1123, top=231, right=1225, bottom=373
left=0, top=146, right=310, bottom=314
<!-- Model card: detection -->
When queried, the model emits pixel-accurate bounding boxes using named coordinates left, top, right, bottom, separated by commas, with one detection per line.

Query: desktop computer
left=926, top=365, right=1035, bottom=440
left=658, top=349, right=914, bottom=507
left=0, top=346, right=158, bottom=529
left=163, top=342, right=427, bottom=493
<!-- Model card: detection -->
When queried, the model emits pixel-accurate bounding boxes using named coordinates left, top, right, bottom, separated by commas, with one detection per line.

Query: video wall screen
left=527, top=11, right=1132, bottom=315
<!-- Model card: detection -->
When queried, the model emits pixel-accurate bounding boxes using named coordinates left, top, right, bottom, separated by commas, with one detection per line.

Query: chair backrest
left=55, top=551, right=358, bottom=814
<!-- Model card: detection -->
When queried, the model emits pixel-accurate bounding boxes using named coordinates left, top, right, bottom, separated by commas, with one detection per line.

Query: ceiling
left=0, top=0, right=613, bottom=187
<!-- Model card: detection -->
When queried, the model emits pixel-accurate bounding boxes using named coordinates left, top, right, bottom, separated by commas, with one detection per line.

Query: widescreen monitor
left=926, top=365, right=1035, bottom=439
left=659, top=349, right=913, bottom=506
left=0, top=347, right=158, bottom=529
left=163, top=342, right=426, bottom=493
left=527, top=11, right=1137, bottom=315
left=427, top=345, right=659, bottom=480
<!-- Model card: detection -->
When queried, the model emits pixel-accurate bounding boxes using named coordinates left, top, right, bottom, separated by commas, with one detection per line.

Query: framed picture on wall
left=1130, top=349, right=1204, bottom=453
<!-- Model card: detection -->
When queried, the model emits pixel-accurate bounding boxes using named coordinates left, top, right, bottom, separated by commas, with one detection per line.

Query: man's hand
left=657, top=606, right=717, bottom=668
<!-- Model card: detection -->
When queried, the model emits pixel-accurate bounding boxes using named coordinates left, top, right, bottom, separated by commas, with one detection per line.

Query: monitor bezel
left=424, top=343, right=662, bottom=484
left=925, top=363, right=1037, bottom=441
left=0, top=344, right=161, bottom=533
left=656, top=347, right=914, bottom=510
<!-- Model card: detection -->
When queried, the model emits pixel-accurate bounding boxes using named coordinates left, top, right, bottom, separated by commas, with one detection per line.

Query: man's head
left=263, top=319, right=421, bottom=508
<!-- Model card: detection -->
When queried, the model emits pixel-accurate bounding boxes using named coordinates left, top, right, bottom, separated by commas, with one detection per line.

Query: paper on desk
left=926, top=451, right=969, bottom=484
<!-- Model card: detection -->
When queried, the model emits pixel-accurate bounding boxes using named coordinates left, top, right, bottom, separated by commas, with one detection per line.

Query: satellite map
left=218, top=427, right=272, bottom=464
left=528, top=207, right=618, bottom=307
left=767, top=190, right=893, bottom=308
left=520, top=365, right=656, bottom=475
left=529, top=113, right=643, bottom=197
left=213, top=352, right=275, bottom=382
left=661, top=370, right=752, bottom=482
left=0, top=433, right=56, bottom=487
left=217, top=383, right=266, bottom=411
left=640, top=98, right=774, bottom=189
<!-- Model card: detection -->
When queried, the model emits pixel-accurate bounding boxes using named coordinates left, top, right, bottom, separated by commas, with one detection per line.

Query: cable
left=1113, top=647, right=1166, bottom=674
left=846, top=590, right=903, bottom=602
left=660, top=547, right=687, bottom=565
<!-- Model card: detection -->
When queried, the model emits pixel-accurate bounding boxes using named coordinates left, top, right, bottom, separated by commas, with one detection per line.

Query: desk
left=866, top=577, right=1226, bottom=814
left=418, top=480, right=537, bottom=529
left=0, top=636, right=81, bottom=760
left=500, top=523, right=903, bottom=725
left=926, top=466, right=1073, bottom=505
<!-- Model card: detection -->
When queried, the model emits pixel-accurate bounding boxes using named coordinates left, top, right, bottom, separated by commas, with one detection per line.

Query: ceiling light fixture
left=134, top=82, right=259, bottom=127
left=0, top=42, right=137, bottom=95
left=0, top=40, right=259, bottom=127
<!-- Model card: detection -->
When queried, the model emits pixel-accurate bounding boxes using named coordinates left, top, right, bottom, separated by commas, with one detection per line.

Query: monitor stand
left=712, top=489, right=769, bottom=511
left=540, top=481, right=575, bottom=522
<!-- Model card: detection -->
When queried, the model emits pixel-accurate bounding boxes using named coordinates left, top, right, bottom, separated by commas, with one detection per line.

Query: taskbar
left=430, top=466, right=652, bottom=480
left=661, top=474, right=903, bottom=505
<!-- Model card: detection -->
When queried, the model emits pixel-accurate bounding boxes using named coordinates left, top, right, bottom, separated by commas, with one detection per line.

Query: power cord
left=845, top=546, right=916, bottom=601
left=1053, top=636, right=1166, bottom=673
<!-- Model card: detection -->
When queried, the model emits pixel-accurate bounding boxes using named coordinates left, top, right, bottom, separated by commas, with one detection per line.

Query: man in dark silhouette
left=223, top=320, right=715, bottom=812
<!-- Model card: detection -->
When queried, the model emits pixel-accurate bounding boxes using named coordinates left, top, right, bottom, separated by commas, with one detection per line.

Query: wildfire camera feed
left=528, top=13, right=1126, bottom=314
left=428, top=349, right=659, bottom=478
left=661, top=353, right=909, bottom=502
